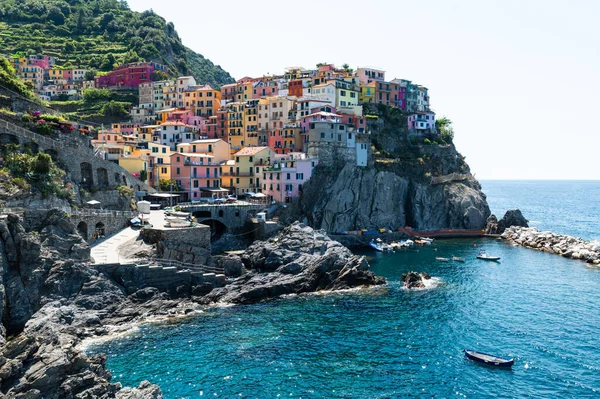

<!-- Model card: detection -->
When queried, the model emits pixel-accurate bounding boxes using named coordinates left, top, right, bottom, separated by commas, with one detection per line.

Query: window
left=236, top=178, right=239, bottom=184
left=286, top=173, right=291, bottom=180
left=320, top=132, right=325, bottom=139
left=249, top=156, right=253, bottom=162
left=296, top=173, right=304, bottom=180
left=161, top=147, right=166, bottom=153
left=250, top=178, right=253, bottom=184
left=286, top=184, right=293, bottom=192
left=176, top=167, right=180, bottom=174
left=276, top=184, right=280, bottom=191
left=193, top=180, right=199, bottom=188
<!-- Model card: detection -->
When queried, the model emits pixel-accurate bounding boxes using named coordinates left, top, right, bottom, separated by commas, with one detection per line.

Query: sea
left=87, top=181, right=600, bottom=398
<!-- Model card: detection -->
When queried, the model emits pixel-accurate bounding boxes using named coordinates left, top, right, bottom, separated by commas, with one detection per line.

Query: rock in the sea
left=486, top=210, right=529, bottom=235
left=202, top=222, right=385, bottom=304
left=116, top=380, right=164, bottom=399
left=402, top=271, right=431, bottom=289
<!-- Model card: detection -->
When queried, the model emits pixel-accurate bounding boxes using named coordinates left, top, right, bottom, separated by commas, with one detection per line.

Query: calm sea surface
left=89, top=181, right=600, bottom=398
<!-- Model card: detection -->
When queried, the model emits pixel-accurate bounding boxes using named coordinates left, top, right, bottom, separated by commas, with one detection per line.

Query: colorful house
left=95, top=62, right=165, bottom=88
left=261, top=152, right=319, bottom=203
left=407, top=112, right=436, bottom=135
left=231, top=146, right=273, bottom=196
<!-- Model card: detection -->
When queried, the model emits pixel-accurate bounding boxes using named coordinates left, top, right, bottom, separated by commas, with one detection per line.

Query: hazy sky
left=128, top=0, right=599, bottom=180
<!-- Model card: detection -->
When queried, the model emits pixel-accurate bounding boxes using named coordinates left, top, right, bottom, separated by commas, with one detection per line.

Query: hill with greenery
left=0, top=0, right=234, bottom=87
left=0, top=58, right=38, bottom=101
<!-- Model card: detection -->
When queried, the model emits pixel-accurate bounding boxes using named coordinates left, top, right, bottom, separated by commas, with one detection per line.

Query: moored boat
left=436, top=257, right=450, bottom=262
left=369, top=239, right=392, bottom=252
left=476, top=252, right=501, bottom=261
left=452, top=256, right=465, bottom=262
left=463, top=349, right=514, bottom=367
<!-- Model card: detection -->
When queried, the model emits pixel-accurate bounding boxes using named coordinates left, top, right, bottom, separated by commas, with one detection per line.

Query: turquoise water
left=89, top=181, right=600, bottom=398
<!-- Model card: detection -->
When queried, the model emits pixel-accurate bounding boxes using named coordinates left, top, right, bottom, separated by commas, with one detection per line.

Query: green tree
left=139, top=169, right=148, bottom=182
left=435, top=117, right=454, bottom=143
left=46, top=7, right=65, bottom=25
left=151, top=70, right=169, bottom=81
left=158, top=178, right=178, bottom=191
left=33, top=153, right=52, bottom=175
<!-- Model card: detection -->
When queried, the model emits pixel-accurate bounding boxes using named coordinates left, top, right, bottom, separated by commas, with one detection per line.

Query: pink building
left=252, top=80, right=279, bottom=98
left=356, top=67, right=386, bottom=84
left=28, top=55, right=55, bottom=69
left=338, top=112, right=367, bottom=134
left=111, top=122, right=144, bottom=135
left=267, top=130, right=284, bottom=154
left=261, top=152, right=319, bottom=203
left=170, top=152, right=222, bottom=201
left=408, top=112, right=436, bottom=134
left=95, top=62, right=165, bottom=88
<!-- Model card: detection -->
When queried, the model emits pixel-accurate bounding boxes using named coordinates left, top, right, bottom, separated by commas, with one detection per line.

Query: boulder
left=401, top=271, right=431, bottom=289
left=497, top=209, right=529, bottom=233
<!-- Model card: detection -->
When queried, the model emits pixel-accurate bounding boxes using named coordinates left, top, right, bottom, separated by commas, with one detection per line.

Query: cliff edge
left=296, top=105, right=490, bottom=233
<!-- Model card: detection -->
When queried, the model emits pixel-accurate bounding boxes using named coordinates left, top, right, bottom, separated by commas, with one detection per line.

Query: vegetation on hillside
left=0, top=143, right=74, bottom=200
left=0, top=0, right=234, bottom=87
left=0, top=58, right=38, bottom=100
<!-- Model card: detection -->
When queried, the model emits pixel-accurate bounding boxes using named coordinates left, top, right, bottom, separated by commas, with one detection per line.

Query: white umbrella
left=86, top=200, right=101, bottom=205
left=253, top=193, right=267, bottom=198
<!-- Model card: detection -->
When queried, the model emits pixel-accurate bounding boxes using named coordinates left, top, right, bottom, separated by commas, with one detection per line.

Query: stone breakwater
left=501, top=226, right=600, bottom=264
left=0, top=214, right=384, bottom=398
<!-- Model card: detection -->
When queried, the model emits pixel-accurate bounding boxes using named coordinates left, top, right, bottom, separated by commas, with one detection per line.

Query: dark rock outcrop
left=202, top=222, right=386, bottom=304
left=485, top=209, right=529, bottom=235
left=0, top=215, right=385, bottom=397
left=298, top=162, right=490, bottom=233
left=401, top=271, right=431, bottom=289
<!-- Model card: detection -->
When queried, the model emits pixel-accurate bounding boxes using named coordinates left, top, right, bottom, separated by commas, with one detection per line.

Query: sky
left=128, top=0, right=600, bottom=180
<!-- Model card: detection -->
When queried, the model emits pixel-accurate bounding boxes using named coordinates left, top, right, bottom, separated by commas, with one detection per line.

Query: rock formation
left=299, top=162, right=489, bottom=233
left=0, top=215, right=384, bottom=397
left=485, top=209, right=529, bottom=234
left=502, top=226, right=600, bottom=264
left=401, top=271, right=431, bottom=289
left=202, top=222, right=386, bottom=304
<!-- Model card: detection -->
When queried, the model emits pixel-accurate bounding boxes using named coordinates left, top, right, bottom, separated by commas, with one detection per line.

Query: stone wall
left=141, top=225, right=212, bottom=265
left=94, top=262, right=226, bottom=296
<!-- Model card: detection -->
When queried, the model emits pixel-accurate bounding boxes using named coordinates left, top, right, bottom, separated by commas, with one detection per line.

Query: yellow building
left=232, top=146, right=273, bottom=195
left=225, top=102, right=245, bottom=152
left=183, top=84, right=222, bottom=118
left=48, top=69, right=63, bottom=81
left=244, top=99, right=259, bottom=147
left=118, top=155, right=149, bottom=184
left=359, top=82, right=376, bottom=104
left=136, top=125, right=160, bottom=142
left=282, top=125, right=301, bottom=152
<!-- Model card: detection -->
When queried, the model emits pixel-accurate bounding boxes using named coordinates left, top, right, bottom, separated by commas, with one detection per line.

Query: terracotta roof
left=234, top=146, right=270, bottom=156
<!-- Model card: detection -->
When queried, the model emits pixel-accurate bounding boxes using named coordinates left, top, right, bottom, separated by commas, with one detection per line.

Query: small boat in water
left=476, top=252, right=501, bottom=261
left=418, top=237, right=434, bottom=244
left=452, top=256, right=465, bottom=262
left=436, top=257, right=450, bottom=262
left=369, top=239, right=392, bottom=252
left=463, top=349, right=514, bottom=368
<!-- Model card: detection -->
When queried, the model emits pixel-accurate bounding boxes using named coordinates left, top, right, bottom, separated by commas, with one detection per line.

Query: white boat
left=369, top=239, right=392, bottom=252
left=436, top=257, right=450, bottom=262
left=452, top=256, right=465, bottom=262
left=476, top=252, right=500, bottom=261
left=404, top=239, right=415, bottom=246
left=417, top=237, right=434, bottom=245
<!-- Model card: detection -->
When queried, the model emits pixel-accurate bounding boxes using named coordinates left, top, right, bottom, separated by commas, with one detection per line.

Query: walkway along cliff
left=294, top=105, right=490, bottom=234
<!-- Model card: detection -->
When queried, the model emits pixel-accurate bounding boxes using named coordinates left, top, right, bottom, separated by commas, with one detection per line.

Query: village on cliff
left=11, top=56, right=437, bottom=203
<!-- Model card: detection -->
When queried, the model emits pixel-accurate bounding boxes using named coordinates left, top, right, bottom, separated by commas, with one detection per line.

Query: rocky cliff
left=0, top=214, right=383, bottom=397
left=299, top=161, right=489, bottom=233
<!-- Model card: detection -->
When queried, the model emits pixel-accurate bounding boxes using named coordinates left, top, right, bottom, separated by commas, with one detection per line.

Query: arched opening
left=114, top=173, right=121, bottom=184
left=136, top=185, right=140, bottom=191
left=23, top=141, right=39, bottom=154
left=200, top=219, right=227, bottom=241
left=93, top=222, right=105, bottom=240
left=77, top=221, right=88, bottom=240
left=218, top=210, right=224, bottom=218
left=97, top=168, right=109, bottom=188
left=193, top=210, right=212, bottom=219
left=80, top=162, right=94, bottom=188
left=0, top=133, right=19, bottom=148
left=122, top=175, right=127, bottom=184
left=45, top=148, right=58, bottom=161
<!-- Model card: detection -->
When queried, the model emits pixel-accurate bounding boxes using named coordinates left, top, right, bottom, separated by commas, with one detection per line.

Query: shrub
left=12, top=177, right=30, bottom=190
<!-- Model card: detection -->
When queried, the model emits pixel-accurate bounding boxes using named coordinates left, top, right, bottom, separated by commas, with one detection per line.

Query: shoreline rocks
left=0, top=217, right=385, bottom=397
left=501, top=226, right=600, bottom=264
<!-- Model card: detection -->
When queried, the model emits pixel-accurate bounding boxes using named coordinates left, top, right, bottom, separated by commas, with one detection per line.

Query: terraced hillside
left=0, top=0, right=234, bottom=87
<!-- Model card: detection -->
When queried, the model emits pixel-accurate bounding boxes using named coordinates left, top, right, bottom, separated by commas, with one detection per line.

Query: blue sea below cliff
left=88, top=180, right=600, bottom=398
